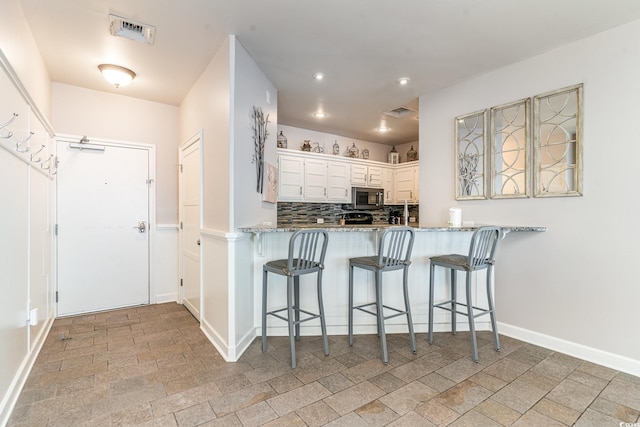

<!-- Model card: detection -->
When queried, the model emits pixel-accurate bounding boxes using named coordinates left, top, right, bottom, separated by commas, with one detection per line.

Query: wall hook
left=0, top=112, right=18, bottom=130
left=15, top=131, right=34, bottom=153
left=30, top=145, right=45, bottom=162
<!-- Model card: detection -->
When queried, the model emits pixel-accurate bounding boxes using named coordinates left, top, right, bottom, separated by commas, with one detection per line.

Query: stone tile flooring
left=8, top=303, right=640, bottom=426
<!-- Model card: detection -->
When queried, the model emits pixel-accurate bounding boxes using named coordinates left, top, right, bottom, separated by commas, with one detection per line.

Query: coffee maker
left=388, top=210, right=401, bottom=224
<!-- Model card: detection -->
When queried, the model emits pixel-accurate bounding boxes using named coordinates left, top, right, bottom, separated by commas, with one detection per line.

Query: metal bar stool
left=428, top=226, right=501, bottom=362
left=348, top=226, right=416, bottom=364
left=262, top=229, right=329, bottom=368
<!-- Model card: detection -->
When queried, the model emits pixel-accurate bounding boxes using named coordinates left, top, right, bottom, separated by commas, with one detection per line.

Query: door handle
left=133, top=221, right=147, bottom=233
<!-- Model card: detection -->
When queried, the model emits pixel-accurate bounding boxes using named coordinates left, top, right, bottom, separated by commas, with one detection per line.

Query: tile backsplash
left=277, top=202, right=420, bottom=225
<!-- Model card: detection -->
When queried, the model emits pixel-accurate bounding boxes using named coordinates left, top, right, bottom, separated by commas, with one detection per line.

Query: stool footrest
left=267, top=307, right=321, bottom=325
left=433, top=300, right=493, bottom=319
left=353, top=302, right=409, bottom=321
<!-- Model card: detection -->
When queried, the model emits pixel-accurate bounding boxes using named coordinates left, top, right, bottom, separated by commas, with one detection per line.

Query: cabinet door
left=327, top=162, right=350, bottom=202
left=278, top=155, right=304, bottom=201
left=395, top=167, right=416, bottom=203
left=304, top=159, right=328, bottom=201
left=383, top=167, right=395, bottom=205
left=350, top=164, right=367, bottom=186
left=368, top=166, right=384, bottom=188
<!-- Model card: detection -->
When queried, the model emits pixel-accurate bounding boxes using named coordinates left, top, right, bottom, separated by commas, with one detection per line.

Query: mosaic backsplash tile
left=277, top=202, right=419, bottom=225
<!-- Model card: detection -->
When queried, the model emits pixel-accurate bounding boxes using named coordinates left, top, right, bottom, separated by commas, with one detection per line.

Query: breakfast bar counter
left=240, top=224, right=545, bottom=338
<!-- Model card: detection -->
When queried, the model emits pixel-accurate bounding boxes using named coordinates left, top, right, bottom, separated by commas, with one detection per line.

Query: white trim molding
left=498, top=322, right=640, bottom=378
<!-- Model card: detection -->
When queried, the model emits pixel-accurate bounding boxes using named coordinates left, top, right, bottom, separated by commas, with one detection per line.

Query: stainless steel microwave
left=351, top=187, right=384, bottom=210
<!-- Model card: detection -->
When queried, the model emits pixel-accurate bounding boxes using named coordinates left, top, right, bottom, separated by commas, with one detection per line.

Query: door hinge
left=54, top=224, right=58, bottom=236
left=180, top=221, right=183, bottom=230
left=179, top=163, right=183, bottom=173
left=180, top=278, right=183, bottom=287
left=55, top=291, right=59, bottom=303
left=146, top=179, right=153, bottom=184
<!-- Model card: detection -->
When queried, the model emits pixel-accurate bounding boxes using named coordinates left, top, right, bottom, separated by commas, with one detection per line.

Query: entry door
left=179, top=133, right=202, bottom=320
left=57, top=139, right=150, bottom=316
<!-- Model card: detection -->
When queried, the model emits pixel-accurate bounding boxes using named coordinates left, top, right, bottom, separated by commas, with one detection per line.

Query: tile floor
left=7, top=303, right=640, bottom=426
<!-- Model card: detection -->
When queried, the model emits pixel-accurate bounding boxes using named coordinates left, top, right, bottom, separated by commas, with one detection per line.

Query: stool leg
left=375, top=271, right=389, bottom=364
left=317, top=270, right=329, bottom=356
left=486, top=266, right=501, bottom=352
left=428, top=263, right=435, bottom=344
left=348, top=263, right=354, bottom=346
left=466, top=272, right=479, bottom=362
left=294, top=276, right=300, bottom=341
left=262, top=269, right=268, bottom=352
left=451, top=268, right=457, bottom=335
left=403, top=266, right=416, bottom=354
left=287, top=276, right=297, bottom=368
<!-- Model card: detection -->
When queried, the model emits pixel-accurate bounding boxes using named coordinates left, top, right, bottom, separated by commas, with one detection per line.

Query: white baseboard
left=200, top=317, right=232, bottom=362
left=0, top=316, right=54, bottom=427
left=498, top=322, right=640, bottom=378
left=155, top=293, right=177, bottom=304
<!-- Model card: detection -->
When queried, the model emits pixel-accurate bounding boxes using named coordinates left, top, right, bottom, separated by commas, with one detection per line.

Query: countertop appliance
left=351, top=187, right=384, bottom=210
left=343, top=212, right=373, bottom=225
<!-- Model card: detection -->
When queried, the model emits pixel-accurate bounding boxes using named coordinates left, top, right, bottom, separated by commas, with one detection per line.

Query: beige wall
left=420, top=19, right=640, bottom=369
left=51, top=83, right=180, bottom=224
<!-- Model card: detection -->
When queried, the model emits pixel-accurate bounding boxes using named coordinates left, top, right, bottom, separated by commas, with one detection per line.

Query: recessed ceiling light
left=397, top=77, right=410, bottom=86
left=313, top=72, right=325, bottom=81
left=313, top=112, right=327, bottom=118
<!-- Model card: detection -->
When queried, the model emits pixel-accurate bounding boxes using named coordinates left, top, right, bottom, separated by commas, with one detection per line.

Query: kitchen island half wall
left=241, top=225, right=545, bottom=342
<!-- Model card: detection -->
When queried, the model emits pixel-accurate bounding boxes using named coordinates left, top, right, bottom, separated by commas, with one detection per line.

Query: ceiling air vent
left=109, top=14, right=155, bottom=46
left=383, top=106, right=415, bottom=118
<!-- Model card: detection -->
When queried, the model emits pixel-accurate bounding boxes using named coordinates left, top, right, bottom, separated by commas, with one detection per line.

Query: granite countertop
left=240, top=224, right=547, bottom=233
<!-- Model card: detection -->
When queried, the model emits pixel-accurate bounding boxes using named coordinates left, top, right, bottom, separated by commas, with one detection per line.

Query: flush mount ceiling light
left=313, top=112, right=327, bottom=118
left=377, top=126, right=391, bottom=133
left=313, top=72, right=325, bottom=81
left=397, top=77, right=410, bottom=86
left=98, top=64, right=136, bottom=88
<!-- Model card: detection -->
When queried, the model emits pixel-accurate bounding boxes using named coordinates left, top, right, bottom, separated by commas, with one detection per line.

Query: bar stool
left=262, top=229, right=329, bottom=368
left=348, top=226, right=416, bottom=364
left=428, top=226, right=501, bottom=362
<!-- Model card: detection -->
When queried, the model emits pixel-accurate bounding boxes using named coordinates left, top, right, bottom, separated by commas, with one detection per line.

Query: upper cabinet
left=277, top=149, right=418, bottom=204
left=278, top=151, right=351, bottom=203
left=350, top=164, right=383, bottom=188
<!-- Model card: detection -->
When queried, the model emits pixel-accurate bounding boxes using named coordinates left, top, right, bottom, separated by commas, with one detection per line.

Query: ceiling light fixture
left=377, top=126, right=391, bottom=133
left=313, top=72, right=325, bottom=81
left=98, top=64, right=136, bottom=88
left=397, top=77, right=410, bottom=86
left=313, top=112, right=327, bottom=118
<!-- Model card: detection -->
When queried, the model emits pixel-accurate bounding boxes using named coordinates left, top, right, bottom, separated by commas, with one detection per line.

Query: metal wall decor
left=455, top=110, right=487, bottom=200
left=490, top=98, right=530, bottom=199
left=533, top=84, right=583, bottom=197
left=252, top=106, right=269, bottom=193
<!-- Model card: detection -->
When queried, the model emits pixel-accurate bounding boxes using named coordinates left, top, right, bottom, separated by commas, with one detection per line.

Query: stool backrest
left=287, top=229, right=329, bottom=272
left=467, top=226, right=501, bottom=269
left=377, top=226, right=415, bottom=268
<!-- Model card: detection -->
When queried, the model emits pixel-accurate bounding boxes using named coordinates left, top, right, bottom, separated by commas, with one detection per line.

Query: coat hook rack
left=15, top=131, right=34, bottom=153
left=41, top=154, right=53, bottom=170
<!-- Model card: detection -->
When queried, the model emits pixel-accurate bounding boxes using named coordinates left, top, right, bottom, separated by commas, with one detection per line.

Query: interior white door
left=179, top=134, right=201, bottom=320
left=57, top=140, right=150, bottom=316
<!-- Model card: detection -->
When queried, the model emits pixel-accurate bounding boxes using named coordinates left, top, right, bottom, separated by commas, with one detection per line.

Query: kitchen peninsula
left=241, top=224, right=545, bottom=339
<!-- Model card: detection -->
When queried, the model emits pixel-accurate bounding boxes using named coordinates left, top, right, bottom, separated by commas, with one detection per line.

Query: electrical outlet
left=316, top=218, right=324, bottom=224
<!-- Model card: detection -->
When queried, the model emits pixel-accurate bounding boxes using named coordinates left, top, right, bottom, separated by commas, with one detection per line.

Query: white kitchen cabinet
left=278, top=154, right=304, bottom=201
left=394, top=163, right=419, bottom=204
left=351, top=164, right=383, bottom=188
left=382, top=167, right=395, bottom=205
left=304, top=158, right=328, bottom=201
left=327, top=161, right=350, bottom=202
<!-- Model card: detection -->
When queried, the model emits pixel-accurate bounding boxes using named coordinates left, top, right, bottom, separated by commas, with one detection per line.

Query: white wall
left=232, top=39, right=278, bottom=229
left=419, top=19, right=640, bottom=373
left=51, top=83, right=180, bottom=225
left=277, top=124, right=417, bottom=164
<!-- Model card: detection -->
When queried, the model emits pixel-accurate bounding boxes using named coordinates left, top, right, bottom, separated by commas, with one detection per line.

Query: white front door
left=56, top=138, right=150, bottom=316
left=179, top=133, right=201, bottom=320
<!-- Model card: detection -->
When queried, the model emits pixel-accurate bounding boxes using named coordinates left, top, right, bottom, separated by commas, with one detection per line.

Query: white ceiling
left=18, top=0, right=640, bottom=145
